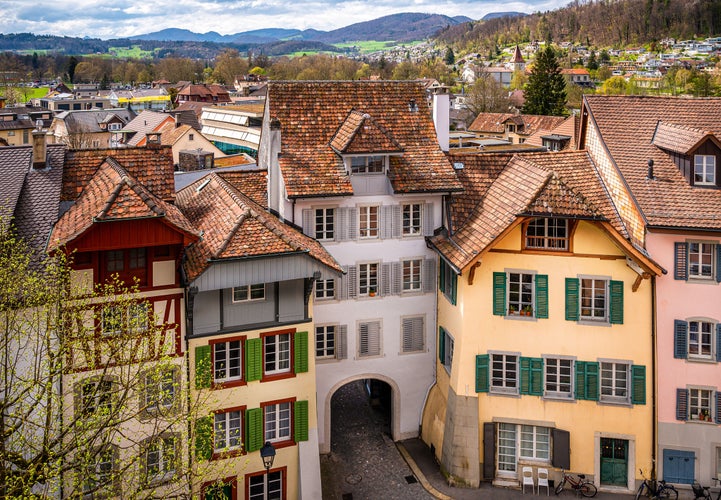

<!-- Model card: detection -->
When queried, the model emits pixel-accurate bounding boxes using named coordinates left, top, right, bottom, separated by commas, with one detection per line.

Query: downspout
left=651, top=274, right=658, bottom=482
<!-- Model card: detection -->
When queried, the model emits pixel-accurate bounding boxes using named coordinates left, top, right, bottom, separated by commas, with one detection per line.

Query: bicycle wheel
left=635, top=483, right=647, bottom=500
left=580, top=482, right=598, bottom=498
left=657, top=485, right=678, bottom=499
left=555, top=478, right=566, bottom=495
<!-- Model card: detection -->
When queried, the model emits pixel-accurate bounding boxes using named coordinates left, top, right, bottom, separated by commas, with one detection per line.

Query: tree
left=587, top=50, right=598, bottom=70
left=522, top=45, right=568, bottom=116
left=444, top=47, right=455, bottom=65
left=600, top=75, right=629, bottom=94
left=465, top=68, right=511, bottom=114
left=212, top=49, right=249, bottom=85
left=510, top=69, right=528, bottom=91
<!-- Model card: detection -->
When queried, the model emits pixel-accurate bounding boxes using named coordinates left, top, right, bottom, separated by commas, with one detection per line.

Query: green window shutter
left=565, top=278, right=579, bottom=321
left=245, top=338, right=262, bottom=382
left=245, top=407, right=263, bottom=452
left=609, top=280, right=624, bottom=324
left=585, top=362, right=599, bottom=401
left=438, top=260, right=445, bottom=293
left=674, top=320, right=688, bottom=359
left=716, top=244, right=721, bottom=283
left=450, top=272, right=457, bottom=306
left=530, top=358, right=544, bottom=396
left=631, top=365, right=646, bottom=405
left=195, top=416, right=213, bottom=461
left=535, top=274, right=549, bottom=319
left=674, top=242, right=688, bottom=280
left=194, top=345, right=211, bottom=389
left=493, top=272, right=507, bottom=316
left=520, top=357, right=531, bottom=395
left=438, top=327, right=446, bottom=363
left=716, top=324, right=721, bottom=363
left=295, top=400, right=309, bottom=442
left=294, top=331, right=308, bottom=373
left=475, top=354, right=489, bottom=393
left=575, top=361, right=586, bottom=400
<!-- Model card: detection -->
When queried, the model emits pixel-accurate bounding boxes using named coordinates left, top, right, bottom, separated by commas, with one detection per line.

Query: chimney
left=32, top=120, right=47, bottom=169
left=647, top=159, right=654, bottom=180
left=432, top=86, right=450, bottom=152
left=174, top=113, right=181, bottom=128
left=146, top=132, right=162, bottom=149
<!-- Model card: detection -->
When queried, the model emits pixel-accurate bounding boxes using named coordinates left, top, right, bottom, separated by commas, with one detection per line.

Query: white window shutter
left=423, top=258, right=437, bottom=294
left=422, top=203, right=434, bottom=236
left=348, top=207, right=358, bottom=240
left=359, top=321, right=381, bottom=357
left=302, top=209, right=313, bottom=237
left=402, top=316, right=425, bottom=353
left=392, top=261, right=402, bottom=295
left=393, top=205, right=402, bottom=238
left=381, top=205, right=393, bottom=239
left=336, top=325, right=348, bottom=360
left=347, top=265, right=357, bottom=299
left=381, top=263, right=392, bottom=296
left=336, top=207, right=347, bottom=241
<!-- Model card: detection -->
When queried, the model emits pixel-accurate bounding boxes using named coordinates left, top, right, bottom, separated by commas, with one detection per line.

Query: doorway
left=600, top=438, right=628, bottom=487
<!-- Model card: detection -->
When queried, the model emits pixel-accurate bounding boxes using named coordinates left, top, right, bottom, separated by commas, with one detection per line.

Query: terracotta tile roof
left=217, top=169, right=268, bottom=208
left=524, top=115, right=578, bottom=150
left=62, top=146, right=176, bottom=202
left=468, top=112, right=567, bottom=137
left=651, top=121, right=715, bottom=155
left=330, top=110, right=403, bottom=154
left=155, top=121, right=192, bottom=146
left=212, top=154, right=254, bottom=168
left=432, top=150, right=626, bottom=271
left=583, top=95, right=721, bottom=230
left=48, top=157, right=197, bottom=252
left=175, top=172, right=342, bottom=282
left=266, top=81, right=463, bottom=198
left=121, top=111, right=173, bottom=146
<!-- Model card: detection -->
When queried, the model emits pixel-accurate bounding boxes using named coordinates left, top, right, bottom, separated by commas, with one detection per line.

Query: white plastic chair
left=522, top=466, right=535, bottom=494
left=537, top=467, right=550, bottom=495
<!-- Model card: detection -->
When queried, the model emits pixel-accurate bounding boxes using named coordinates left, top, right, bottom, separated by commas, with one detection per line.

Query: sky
left=0, top=0, right=568, bottom=39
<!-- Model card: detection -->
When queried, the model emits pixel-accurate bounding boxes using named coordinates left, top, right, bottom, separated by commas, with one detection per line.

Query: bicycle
left=634, top=469, right=678, bottom=499
left=554, top=469, right=598, bottom=497
left=692, top=477, right=721, bottom=500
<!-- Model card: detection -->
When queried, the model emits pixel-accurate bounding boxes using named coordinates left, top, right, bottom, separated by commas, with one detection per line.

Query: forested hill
left=435, top=0, right=721, bottom=51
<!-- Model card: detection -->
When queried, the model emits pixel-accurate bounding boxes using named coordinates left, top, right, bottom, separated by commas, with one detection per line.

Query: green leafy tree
left=600, top=75, right=629, bottom=94
left=522, top=45, right=568, bottom=116
left=586, top=50, right=598, bottom=70
left=444, top=47, right=455, bottom=65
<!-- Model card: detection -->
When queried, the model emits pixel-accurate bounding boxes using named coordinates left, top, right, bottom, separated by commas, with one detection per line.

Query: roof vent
left=453, top=162, right=464, bottom=170
left=408, top=99, right=418, bottom=112
left=196, top=178, right=211, bottom=192
left=647, top=158, right=654, bottom=180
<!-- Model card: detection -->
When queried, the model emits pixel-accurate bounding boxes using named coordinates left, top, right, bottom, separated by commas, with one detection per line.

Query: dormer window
left=350, top=155, right=385, bottom=174
left=525, top=218, right=570, bottom=251
left=694, top=155, right=716, bottom=185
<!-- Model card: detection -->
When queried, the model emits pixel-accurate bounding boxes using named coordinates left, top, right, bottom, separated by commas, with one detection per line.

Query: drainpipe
left=651, top=274, right=658, bottom=482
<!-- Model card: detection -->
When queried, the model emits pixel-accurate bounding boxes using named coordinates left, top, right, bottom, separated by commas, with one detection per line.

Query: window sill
left=686, top=356, right=716, bottom=364
left=505, top=314, right=537, bottom=321
left=261, top=372, right=295, bottom=383
left=489, top=389, right=521, bottom=398
left=543, top=395, right=575, bottom=402
left=598, top=399, right=632, bottom=407
left=212, top=379, right=247, bottom=390
left=687, top=418, right=716, bottom=424
left=576, top=319, right=612, bottom=327
left=686, top=278, right=717, bottom=285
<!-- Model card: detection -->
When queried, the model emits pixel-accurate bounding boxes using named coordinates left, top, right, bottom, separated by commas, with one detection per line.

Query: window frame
left=440, top=328, right=454, bottom=373
left=232, top=283, right=266, bottom=303
left=599, top=361, right=630, bottom=405
left=544, top=357, right=574, bottom=400
left=315, top=278, right=335, bottom=300
left=688, top=387, right=714, bottom=421
left=213, top=406, right=245, bottom=456
left=402, top=203, right=422, bottom=236
left=402, top=258, right=422, bottom=292
left=262, top=399, right=294, bottom=445
left=358, top=319, right=382, bottom=358
left=246, top=467, right=286, bottom=500
left=79, top=378, right=114, bottom=417
left=262, top=331, right=292, bottom=378
left=143, top=367, right=178, bottom=415
left=524, top=217, right=571, bottom=251
left=519, top=424, right=551, bottom=461
left=507, top=271, right=535, bottom=317
left=315, top=324, right=336, bottom=360
left=144, top=434, right=178, bottom=485
left=358, top=205, right=380, bottom=239
left=579, top=276, right=609, bottom=322
left=358, top=262, right=379, bottom=296
left=688, top=241, right=715, bottom=280
left=314, top=207, right=335, bottom=241
left=688, top=319, right=714, bottom=359
left=82, top=444, right=118, bottom=496
left=400, top=315, right=425, bottom=354
left=350, top=155, right=385, bottom=174
left=694, top=154, right=716, bottom=186
left=490, top=352, right=520, bottom=395
left=212, top=337, right=245, bottom=386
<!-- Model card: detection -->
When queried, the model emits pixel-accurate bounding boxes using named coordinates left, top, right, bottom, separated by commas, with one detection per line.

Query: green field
left=1, top=86, right=50, bottom=101
left=87, top=45, right=156, bottom=59
left=334, top=40, right=424, bottom=54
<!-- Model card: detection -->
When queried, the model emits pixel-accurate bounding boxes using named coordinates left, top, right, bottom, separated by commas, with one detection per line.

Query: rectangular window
left=144, top=369, right=176, bottom=413
left=689, top=387, right=713, bottom=421
left=520, top=425, right=550, bottom=460
left=439, top=259, right=457, bottom=305
left=402, top=203, right=422, bottom=236
left=264, top=333, right=290, bottom=375
left=233, top=283, right=265, bottom=302
left=491, top=353, right=518, bottom=394
left=314, top=208, right=334, bottom=240
left=106, top=250, right=124, bottom=272
left=81, top=379, right=113, bottom=416
left=129, top=248, right=146, bottom=269
left=128, top=302, right=149, bottom=333
left=83, top=446, right=115, bottom=494
left=525, top=218, right=569, bottom=250
left=508, top=272, right=534, bottom=316
left=689, top=242, right=714, bottom=279
left=315, top=325, right=336, bottom=359
left=214, top=410, right=243, bottom=452
left=545, top=358, right=573, bottom=399
left=359, top=320, right=381, bottom=357
left=351, top=155, right=384, bottom=173
left=580, top=278, right=608, bottom=321
left=145, top=435, right=176, bottom=483
left=694, top=154, right=716, bottom=185
left=359, top=262, right=379, bottom=296
left=102, top=303, right=149, bottom=335
left=440, top=328, right=454, bottom=372
left=600, top=362, right=629, bottom=404
left=315, top=278, right=335, bottom=300
left=359, top=206, right=379, bottom=238
left=401, top=315, right=425, bottom=353
left=264, top=402, right=292, bottom=443
left=103, top=249, right=147, bottom=285
left=402, top=259, right=422, bottom=292
left=214, top=340, right=243, bottom=383
left=689, top=321, right=713, bottom=358
left=248, top=470, right=283, bottom=500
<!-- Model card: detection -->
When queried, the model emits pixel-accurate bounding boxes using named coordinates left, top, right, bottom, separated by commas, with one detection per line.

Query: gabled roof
left=431, top=150, right=633, bottom=272
left=524, top=115, right=579, bottom=150
left=651, top=121, right=718, bottom=155
left=469, top=112, right=567, bottom=137
left=582, top=95, right=721, bottom=230
left=265, top=81, right=463, bottom=198
left=48, top=159, right=197, bottom=251
left=329, top=110, right=403, bottom=155
left=121, top=111, right=174, bottom=146
left=175, top=172, right=342, bottom=282
left=54, top=109, right=136, bottom=134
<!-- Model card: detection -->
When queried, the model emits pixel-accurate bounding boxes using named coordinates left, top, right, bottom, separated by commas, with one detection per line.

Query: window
left=103, top=248, right=147, bottom=285
left=359, top=262, right=379, bottom=296
left=402, top=203, right=422, bottom=236
left=314, top=208, right=334, bottom=240
left=689, top=388, right=713, bottom=421
left=102, top=302, right=149, bottom=335
left=545, top=358, right=573, bottom=399
left=359, top=206, right=379, bottom=238
left=358, top=320, right=381, bottom=357
left=439, top=259, right=457, bottom=305
left=263, top=333, right=290, bottom=375
left=439, top=327, right=454, bottom=372
left=525, top=218, right=570, bottom=250
left=402, top=259, right=422, bottom=292
left=233, top=284, right=265, bottom=302
left=315, top=279, right=335, bottom=300
left=600, top=362, right=629, bottom=404
left=215, top=410, right=243, bottom=452
left=264, top=402, right=292, bottom=443
left=689, top=320, right=714, bottom=358
left=567, top=277, right=623, bottom=324
left=581, top=278, right=608, bottom=321
left=81, top=379, right=113, bottom=416
left=491, top=353, right=518, bottom=394
left=214, top=340, right=243, bottom=383
left=689, top=242, right=714, bottom=279
left=508, top=272, right=533, bottom=315
left=203, top=478, right=236, bottom=500
left=520, top=425, right=551, bottom=460
left=102, top=305, right=123, bottom=335
left=694, top=155, right=716, bottom=185
left=108, top=123, right=120, bottom=131
left=189, top=133, right=194, bottom=141
left=83, top=446, right=116, bottom=496
left=145, top=435, right=177, bottom=483
left=495, top=271, right=549, bottom=319
left=247, top=470, right=283, bottom=500
left=144, top=368, right=176, bottom=413
left=315, top=325, right=336, bottom=359
left=351, top=155, right=384, bottom=174
left=401, top=315, right=425, bottom=353
left=716, top=447, right=721, bottom=479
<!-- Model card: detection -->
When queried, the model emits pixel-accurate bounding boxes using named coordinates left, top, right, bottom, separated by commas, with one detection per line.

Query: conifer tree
left=522, top=45, right=568, bottom=116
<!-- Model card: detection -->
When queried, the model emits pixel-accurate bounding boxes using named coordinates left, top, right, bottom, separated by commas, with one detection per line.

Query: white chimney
left=432, top=87, right=450, bottom=152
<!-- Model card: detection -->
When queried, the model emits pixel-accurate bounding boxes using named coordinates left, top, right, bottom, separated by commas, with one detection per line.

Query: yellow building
left=421, top=151, right=663, bottom=494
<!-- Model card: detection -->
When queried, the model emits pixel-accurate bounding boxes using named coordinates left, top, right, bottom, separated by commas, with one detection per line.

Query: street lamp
left=260, top=441, right=276, bottom=472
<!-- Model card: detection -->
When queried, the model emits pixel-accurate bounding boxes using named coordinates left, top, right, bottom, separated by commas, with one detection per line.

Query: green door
left=600, top=438, right=628, bottom=487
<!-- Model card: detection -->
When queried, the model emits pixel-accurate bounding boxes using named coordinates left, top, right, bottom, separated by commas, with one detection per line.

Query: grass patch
left=0, top=86, right=50, bottom=101
left=334, top=40, right=424, bottom=53
left=84, top=45, right=156, bottom=59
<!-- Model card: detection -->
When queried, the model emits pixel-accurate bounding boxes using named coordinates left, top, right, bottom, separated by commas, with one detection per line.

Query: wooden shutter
left=674, top=242, right=688, bottom=280
left=391, top=261, right=402, bottom=295
left=565, top=278, right=579, bottom=321
left=575, top=361, right=599, bottom=400
left=575, top=361, right=586, bottom=400
left=194, top=345, right=211, bottom=389
left=631, top=365, right=646, bottom=404
left=423, top=203, right=434, bottom=237
left=551, top=428, right=571, bottom=469
left=339, top=266, right=349, bottom=300
left=423, top=258, right=436, bottom=294
left=402, top=316, right=425, bottom=353
left=450, top=272, right=457, bottom=305
left=716, top=244, right=721, bottom=283
left=194, top=416, right=213, bottom=461
left=676, top=388, right=688, bottom=421
left=492, top=272, right=506, bottom=316
left=381, top=263, right=392, bottom=296
left=535, top=274, right=549, bottom=319
left=609, top=280, right=624, bottom=324
left=483, top=422, right=496, bottom=480
left=717, top=324, right=721, bottom=362
left=336, top=325, right=348, bottom=360
left=520, top=357, right=532, bottom=395
left=674, top=320, right=688, bottom=359
left=520, top=357, right=543, bottom=396
left=381, top=205, right=393, bottom=239
left=336, top=207, right=346, bottom=241
left=245, top=338, right=262, bottom=382
left=294, top=331, right=308, bottom=373
left=301, top=209, right=313, bottom=237
left=359, top=321, right=381, bottom=357
left=716, top=392, right=721, bottom=424
left=476, top=354, right=489, bottom=392
left=295, top=400, right=309, bottom=442
left=347, top=265, right=357, bottom=299
left=392, top=204, right=402, bottom=238
left=347, top=207, right=358, bottom=240
left=438, top=327, right=446, bottom=363
left=245, top=408, right=263, bottom=452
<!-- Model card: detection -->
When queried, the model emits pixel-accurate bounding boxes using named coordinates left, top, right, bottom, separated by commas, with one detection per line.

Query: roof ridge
left=97, top=158, right=166, bottom=219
